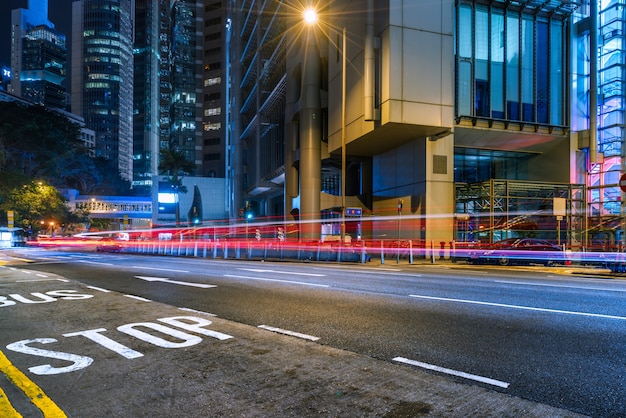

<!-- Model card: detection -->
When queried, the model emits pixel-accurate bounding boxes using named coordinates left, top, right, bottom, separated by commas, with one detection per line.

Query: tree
left=0, top=180, right=88, bottom=235
left=158, top=147, right=196, bottom=225
left=0, top=101, right=133, bottom=196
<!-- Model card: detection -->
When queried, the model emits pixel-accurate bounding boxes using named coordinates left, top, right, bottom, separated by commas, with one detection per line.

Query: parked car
left=468, top=238, right=566, bottom=266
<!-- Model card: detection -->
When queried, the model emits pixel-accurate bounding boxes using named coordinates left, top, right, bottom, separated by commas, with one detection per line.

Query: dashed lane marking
left=258, top=325, right=320, bottom=341
left=393, top=357, right=510, bottom=389
left=225, top=274, right=329, bottom=287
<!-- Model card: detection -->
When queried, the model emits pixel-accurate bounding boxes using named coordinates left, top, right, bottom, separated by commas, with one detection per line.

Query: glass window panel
left=475, top=7, right=489, bottom=116
left=521, top=17, right=534, bottom=122
left=459, top=5, right=473, bottom=59
left=506, top=14, right=519, bottom=120
left=536, top=20, right=549, bottom=123
left=458, top=60, right=472, bottom=115
left=491, top=11, right=504, bottom=118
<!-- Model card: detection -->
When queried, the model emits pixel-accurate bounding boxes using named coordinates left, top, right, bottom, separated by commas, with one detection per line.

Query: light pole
left=340, top=26, right=346, bottom=244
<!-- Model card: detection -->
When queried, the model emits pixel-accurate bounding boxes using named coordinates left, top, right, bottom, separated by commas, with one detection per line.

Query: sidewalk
left=0, top=251, right=587, bottom=417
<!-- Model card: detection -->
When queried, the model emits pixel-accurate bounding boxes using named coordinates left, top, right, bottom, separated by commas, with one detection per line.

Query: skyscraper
left=71, top=0, right=134, bottom=182
left=10, top=0, right=67, bottom=109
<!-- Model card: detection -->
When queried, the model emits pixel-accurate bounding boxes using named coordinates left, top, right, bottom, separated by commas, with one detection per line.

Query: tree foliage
left=0, top=101, right=132, bottom=194
left=0, top=101, right=132, bottom=230
left=0, top=179, right=88, bottom=234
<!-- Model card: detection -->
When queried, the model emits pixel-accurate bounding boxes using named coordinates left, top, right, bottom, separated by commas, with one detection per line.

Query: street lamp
left=304, top=8, right=347, bottom=244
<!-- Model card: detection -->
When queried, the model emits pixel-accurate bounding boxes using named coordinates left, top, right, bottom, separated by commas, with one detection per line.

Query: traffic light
left=244, top=200, right=256, bottom=220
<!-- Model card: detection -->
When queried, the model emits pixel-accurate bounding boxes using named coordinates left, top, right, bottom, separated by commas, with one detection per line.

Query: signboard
left=345, top=207, right=362, bottom=217
left=7, top=210, right=14, bottom=229
left=553, top=198, right=566, bottom=217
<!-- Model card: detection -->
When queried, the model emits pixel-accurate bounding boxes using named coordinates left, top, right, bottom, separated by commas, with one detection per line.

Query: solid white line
left=132, top=266, right=190, bottom=273
left=409, top=294, right=626, bottom=320
left=124, top=294, right=152, bottom=302
left=178, top=307, right=217, bottom=316
left=78, top=260, right=114, bottom=266
left=495, top=280, right=626, bottom=292
left=258, top=325, right=320, bottom=341
left=87, top=286, right=111, bottom=293
left=239, top=268, right=325, bottom=277
left=225, top=274, right=329, bottom=287
left=393, top=357, right=510, bottom=389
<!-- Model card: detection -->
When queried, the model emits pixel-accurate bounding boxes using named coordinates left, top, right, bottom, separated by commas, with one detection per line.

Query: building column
left=299, top=26, right=322, bottom=239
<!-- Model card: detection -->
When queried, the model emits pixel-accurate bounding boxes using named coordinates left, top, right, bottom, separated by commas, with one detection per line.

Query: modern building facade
left=71, top=0, right=134, bottom=181
left=586, top=0, right=626, bottom=245
left=202, top=1, right=228, bottom=179
left=132, top=0, right=164, bottom=195
left=10, top=0, right=67, bottom=109
left=229, top=0, right=592, bottom=246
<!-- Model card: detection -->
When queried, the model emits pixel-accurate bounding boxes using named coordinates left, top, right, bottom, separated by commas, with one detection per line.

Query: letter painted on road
left=44, top=290, right=93, bottom=301
left=5, top=339, right=93, bottom=375
left=63, top=328, right=143, bottom=359
left=157, top=316, right=233, bottom=341
left=9, top=293, right=57, bottom=304
left=0, top=290, right=94, bottom=307
left=4, top=316, right=235, bottom=376
left=117, top=322, right=203, bottom=348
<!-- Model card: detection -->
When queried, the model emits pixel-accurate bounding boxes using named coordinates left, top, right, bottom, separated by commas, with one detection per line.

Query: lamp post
left=340, top=26, right=346, bottom=244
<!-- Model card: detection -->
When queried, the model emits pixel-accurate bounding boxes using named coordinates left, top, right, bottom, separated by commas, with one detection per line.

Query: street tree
left=158, top=147, right=196, bottom=225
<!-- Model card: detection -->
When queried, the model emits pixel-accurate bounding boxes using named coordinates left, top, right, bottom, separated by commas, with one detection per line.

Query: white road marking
left=132, top=266, right=190, bottom=273
left=78, top=260, right=114, bottom=266
left=124, top=294, right=152, bottom=302
left=15, top=278, right=63, bottom=283
left=495, top=280, right=626, bottom=292
left=409, top=294, right=626, bottom=320
left=314, top=265, right=402, bottom=272
left=239, top=268, right=325, bottom=277
left=178, top=307, right=217, bottom=316
left=134, top=276, right=216, bottom=289
left=87, top=286, right=111, bottom=293
left=225, top=274, right=329, bottom=287
left=258, top=325, right=320, bottom=341
left=393, top=357, right=510, bottom=389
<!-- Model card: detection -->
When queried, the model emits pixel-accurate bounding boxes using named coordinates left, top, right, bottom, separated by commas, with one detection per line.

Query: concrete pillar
left=299, top=27, right=322, bottom=240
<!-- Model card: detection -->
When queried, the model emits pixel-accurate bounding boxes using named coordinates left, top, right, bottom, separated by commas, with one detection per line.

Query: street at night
left=1, top=248, right=624, bottom=417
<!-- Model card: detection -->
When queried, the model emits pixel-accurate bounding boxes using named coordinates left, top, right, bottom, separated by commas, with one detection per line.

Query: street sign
left=345, top=207, right=362, bottom=217
left=620, top=173, right=626, bottom=193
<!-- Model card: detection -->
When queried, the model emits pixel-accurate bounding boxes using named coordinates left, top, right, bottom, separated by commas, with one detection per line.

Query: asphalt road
left=5, top=247, right=626, bottom=417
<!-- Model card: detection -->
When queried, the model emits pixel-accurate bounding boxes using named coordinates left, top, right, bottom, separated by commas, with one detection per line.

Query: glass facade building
left=456, top=2, right=570, bottom=127
left=10, top=1, right=67, bottom=109
left=71, top=0, right=134, bottom=181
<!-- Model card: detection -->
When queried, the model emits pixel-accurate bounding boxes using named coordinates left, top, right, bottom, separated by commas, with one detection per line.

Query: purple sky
left=0, top=0, right=72, bottom=67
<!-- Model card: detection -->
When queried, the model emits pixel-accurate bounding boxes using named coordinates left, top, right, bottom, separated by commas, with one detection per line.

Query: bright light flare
left=303, top=8, right=318, bottom=25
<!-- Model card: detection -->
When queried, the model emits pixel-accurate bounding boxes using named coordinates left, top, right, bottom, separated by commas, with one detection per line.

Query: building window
left=456, top=2, right=567, bottom=126
left=204, top=152, right=220, bottom=161
left=204, top=76, right=221, bottom=87
left=204, top=107, right=221, bottom=116
left=204, top=122, right=221, bottom=131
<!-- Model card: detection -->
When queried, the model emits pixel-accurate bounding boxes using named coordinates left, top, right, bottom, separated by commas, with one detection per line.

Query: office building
left=71, top=0, right=134, bottom=181
left=229, top=0, right=591, bottom=245
left=10, top=0, right=67, bottom=109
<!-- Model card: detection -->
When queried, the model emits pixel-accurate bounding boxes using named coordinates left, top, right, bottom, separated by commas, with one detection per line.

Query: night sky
left=0, top=0, right=73, bottom=67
